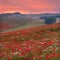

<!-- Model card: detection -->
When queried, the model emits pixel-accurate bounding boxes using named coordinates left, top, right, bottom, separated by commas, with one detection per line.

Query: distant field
left=3, top=21, right=45, bottom=32
left=1, top=13, right=60, bottom=32
left=0, top=18, right=45, bottom=32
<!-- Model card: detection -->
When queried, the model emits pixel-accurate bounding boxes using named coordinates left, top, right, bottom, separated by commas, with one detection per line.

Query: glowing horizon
left=0, top=0, right=60, bottom=14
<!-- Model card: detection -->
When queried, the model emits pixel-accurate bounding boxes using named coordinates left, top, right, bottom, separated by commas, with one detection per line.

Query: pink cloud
left=0, top=0, right=60, bottom=14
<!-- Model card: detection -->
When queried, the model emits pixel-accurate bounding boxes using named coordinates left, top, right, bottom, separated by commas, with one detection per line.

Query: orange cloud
left=0, top=5, right=29, bottom=14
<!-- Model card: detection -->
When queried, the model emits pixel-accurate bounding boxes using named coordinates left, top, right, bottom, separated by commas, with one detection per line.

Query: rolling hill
left=0, top=13, right=60, bottom=32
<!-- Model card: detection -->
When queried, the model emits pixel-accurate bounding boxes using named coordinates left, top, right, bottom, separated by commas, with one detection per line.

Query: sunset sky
left=0, top=0, right=60, bottom=14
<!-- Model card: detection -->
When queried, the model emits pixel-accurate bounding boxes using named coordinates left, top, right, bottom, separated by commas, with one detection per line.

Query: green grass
left=2, top=22, right=45, bottom=32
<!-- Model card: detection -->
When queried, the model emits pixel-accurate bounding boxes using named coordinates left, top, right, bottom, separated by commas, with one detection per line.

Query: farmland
left=0, top=22, right=60, bottom=60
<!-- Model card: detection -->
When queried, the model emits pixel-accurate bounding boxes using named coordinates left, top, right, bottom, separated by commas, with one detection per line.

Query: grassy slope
left=1, top=19, right=45, bottom=32
left=1, top=22, right=60, bottom=36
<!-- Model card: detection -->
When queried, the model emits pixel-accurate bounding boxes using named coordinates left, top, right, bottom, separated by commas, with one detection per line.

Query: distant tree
left=56, top=14, right=60, bottom=18
left=45, top=17, right=56, bottom=24
left=14, top=12, right=20, bottom=15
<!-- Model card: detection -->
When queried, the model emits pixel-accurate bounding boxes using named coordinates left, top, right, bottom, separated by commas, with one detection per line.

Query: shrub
left=45, top=17, right=56, bottom=24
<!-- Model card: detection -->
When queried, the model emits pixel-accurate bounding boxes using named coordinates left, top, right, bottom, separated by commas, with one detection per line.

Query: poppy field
left=0, top=23, right=60, bottom=60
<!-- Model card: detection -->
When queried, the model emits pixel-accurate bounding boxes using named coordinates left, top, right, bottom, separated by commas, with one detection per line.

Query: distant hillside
left=0, top=12, right=60, bottom=32
left=1, top=22, right=60, bottom=35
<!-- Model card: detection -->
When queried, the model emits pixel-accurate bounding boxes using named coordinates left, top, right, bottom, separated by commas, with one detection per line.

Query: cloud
left=0, top=0, right=60, bottom=14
